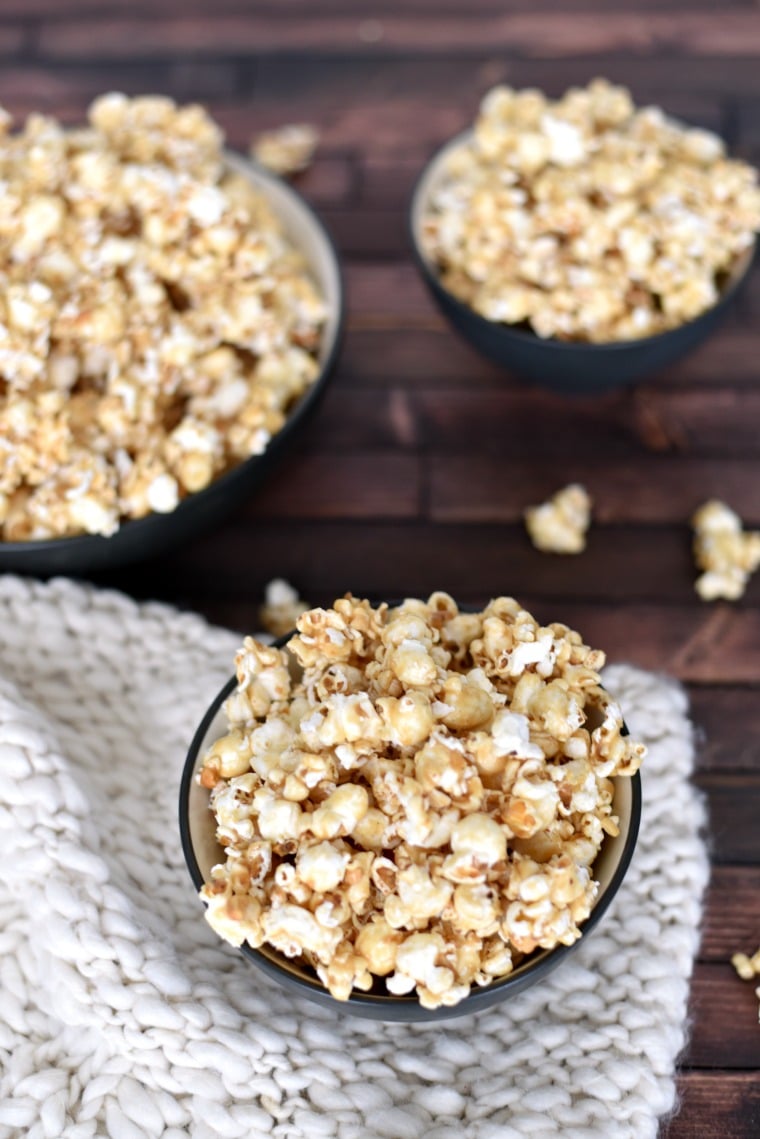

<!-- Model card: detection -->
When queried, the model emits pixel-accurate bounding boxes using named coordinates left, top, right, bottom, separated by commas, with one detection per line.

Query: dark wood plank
left=691, top=687, right=760, bottom=772
left=685, top=962, right=760, bottom=1067
left=337, top=324, right=760, bottom=389
left=429, top=457, right=760, bottom=524
left=13, top=0, right=753, bottom=15
left=346, top=262, right=440, bottom=326
left=153, top=518, right=704, bottom=603
left=242, top=453, right=422, bottom=519
left=700, top=867, right=760, bottom=961
left=664, top=1073, right=760, bottom=1139
left=696, top=775, right=760, bottom=863
left=306, top=388, right=420, bottom=451
left=408, top=388, right=760, bottom=457
left=33, top=13, right=760, bottom=58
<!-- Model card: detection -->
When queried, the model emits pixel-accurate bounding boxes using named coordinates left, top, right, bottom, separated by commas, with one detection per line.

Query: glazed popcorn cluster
left=259, top=577, right=309, bottom=638
left=421, top=79, right=760, bottom=343
left=199, top=594, right=644, bottom=1009
left=731, top=947, right=760, bottom=1023
left=692, top=500, right=760, bottom=601
left=525, top=483, right=592, bottom=555
left=0, top=94, right=327, bottom=541
left=251, top=123, right=319, bottom=177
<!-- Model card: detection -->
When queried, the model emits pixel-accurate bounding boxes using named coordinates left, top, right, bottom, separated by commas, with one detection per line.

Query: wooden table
left=5, top=1, right=759, bottom=1134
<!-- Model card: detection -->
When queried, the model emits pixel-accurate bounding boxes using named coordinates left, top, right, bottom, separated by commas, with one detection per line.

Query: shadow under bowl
left=0, top=152, right=345, bottom=576
left=179, top=636, right=642, bottom=1023
left=409, top=130, right=755, bottom=396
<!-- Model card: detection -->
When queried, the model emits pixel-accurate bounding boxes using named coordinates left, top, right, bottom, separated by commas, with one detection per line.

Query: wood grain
left=699, top=867, right=760, bottom=961
left=33, top=13, right=760, bottom=58
left=690, top=688, right=760, bottom=772
left=429, top=457, right=760, bottom=524
left=665, top=1073, right=760, bottom=1139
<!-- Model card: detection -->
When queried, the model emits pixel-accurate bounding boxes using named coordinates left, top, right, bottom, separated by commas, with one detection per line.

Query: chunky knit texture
left=0, top=577, right=708, bottom=1139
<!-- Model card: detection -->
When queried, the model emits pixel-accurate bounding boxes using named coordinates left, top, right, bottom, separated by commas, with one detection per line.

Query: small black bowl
left=179, top=635, right=642, bottom=1023
left=410, top=130, right=755, bottom=395
left=0, top=153, right=344, bottom=576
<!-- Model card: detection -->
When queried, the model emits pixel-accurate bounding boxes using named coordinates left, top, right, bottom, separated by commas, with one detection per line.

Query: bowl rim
left=0, top=149, right=346, bottom=558
left=408, top=126, right=757, bottom=354
left=179, top=634, right=643, bottom=1016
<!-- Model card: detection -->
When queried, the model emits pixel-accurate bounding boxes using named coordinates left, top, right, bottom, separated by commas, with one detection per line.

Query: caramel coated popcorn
left=525, top=483, right=592, bottom=555
left=421, top=79, right=760, bottom=343
left=0, top=94, right=327, bottom=541
left=259, top=578, right=309, bottom=638
left=199, top=593, right=644, bottom=1008
left=731, top=947, right=760, bottom=1023
left=251, top=124, right=319, bottom=177
left=692, top=500, right=760, bottom=601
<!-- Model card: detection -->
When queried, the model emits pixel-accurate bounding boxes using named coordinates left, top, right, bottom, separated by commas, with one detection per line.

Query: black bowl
left=179, top=635, right=642, bottom=1022
left=0, top=153, right=344, bottom=576
left=409, top=130, right=755, bottom=395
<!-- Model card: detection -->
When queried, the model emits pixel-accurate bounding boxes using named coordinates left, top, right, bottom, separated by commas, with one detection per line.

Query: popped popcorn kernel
left=251, top=123, right=319, bottom=177
left=692, top=499, right=760, bottom=601
left=525, top=483, right=592, bottom=555
left=199, top=593, right=643, bottom=1007
left=422, top=79, right=760, bottom=345
left=731, top=947, right=760, bottom=1022
left=0, top=95, right=327, bottom=541
left=260, top=578, right=309, bottom=638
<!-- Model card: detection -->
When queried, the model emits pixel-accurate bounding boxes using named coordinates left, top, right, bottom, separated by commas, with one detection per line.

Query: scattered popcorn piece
left=731, top=947, right=760, bottom=1023
left=422, top=79, right=760, bottom=344
left=199, top=593, right=643, bottom=1009
left=260, top=578, right=309, bottom=638
left=525, top=484, right=592, bottom=555
left=251, top=124, right=319, bottom=177
left=692, top=500, right=760, bottom=601
left=0, top=95, right=327, bottom=541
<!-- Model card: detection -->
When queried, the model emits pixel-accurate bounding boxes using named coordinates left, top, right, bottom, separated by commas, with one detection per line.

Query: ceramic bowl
left=179, top=633, right=642, bottom=1022
left=409, top=129, right=754, bottom=395
left=0, top=152, right=344, bottom=575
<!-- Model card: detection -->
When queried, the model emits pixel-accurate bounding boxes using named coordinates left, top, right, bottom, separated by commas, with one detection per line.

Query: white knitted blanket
left=0, top=577, right=709, bottom=1139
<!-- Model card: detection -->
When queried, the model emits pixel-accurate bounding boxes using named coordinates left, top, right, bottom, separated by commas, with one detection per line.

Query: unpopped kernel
left=199, top=593, right=644, bottom=1008
left=421, top=79, right=760, bottom=343
left=0, top=95, right=327, bottom=541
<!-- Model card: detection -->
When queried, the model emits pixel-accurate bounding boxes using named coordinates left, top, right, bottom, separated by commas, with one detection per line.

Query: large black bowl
left=0, top=153, right=344, bottom=576
left=410, top=130, right=755, bottom=395
left=179, top=634, right=642, bottom=1023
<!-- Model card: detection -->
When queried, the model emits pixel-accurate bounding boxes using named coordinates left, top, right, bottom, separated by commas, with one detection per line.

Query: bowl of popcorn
left=180, top=593, right=643, bottom=1021
left=410, top=79, right=759, bottom=394
left=0, top=94, right=343, bottom=574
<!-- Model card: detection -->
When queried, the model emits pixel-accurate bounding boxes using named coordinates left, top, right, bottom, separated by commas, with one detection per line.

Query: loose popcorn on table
left=198, top=593, right=644, bottom=1009
left=0, top=94, right=327, bottom=541
left=731, top=947, right=760, bottom=1023
left=259, top=578, right=309, bottom=638
left=525, top=483, right=592, bottom=555
left=421, top=79, right=760, bottom=343
left=250, top=123, right=319, bottom=177
left=692, top=500, right=760, bottom=601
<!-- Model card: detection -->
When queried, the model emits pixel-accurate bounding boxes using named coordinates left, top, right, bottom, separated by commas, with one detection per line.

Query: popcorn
left=692, top=500, right=760, bottom=601
left=731, top=947, right=760, bottom=1023
left=260, top=578, right=309, bottom=638
left=250, top=123, right=319, bottom=177
left=199, top=593, right=644, bottom=1008
left=0, top=95, right=327, bottom=541
left=525, top=483, right=592, bottom=554
left=422, top=79, right=760, bottom=343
